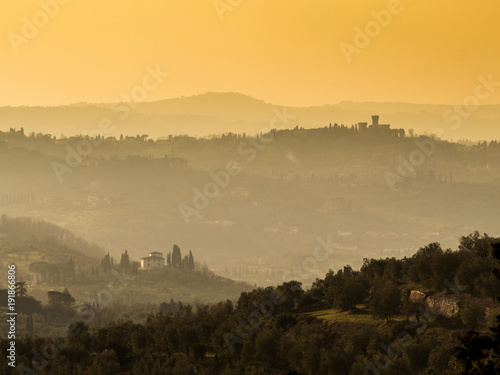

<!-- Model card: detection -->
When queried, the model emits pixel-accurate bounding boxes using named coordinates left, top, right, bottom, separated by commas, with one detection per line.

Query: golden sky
left=1, top=0, right=499, bottom=106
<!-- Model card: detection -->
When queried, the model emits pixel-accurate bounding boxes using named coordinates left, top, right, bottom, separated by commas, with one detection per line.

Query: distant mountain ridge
left=0, top=92, right=498, bottom=141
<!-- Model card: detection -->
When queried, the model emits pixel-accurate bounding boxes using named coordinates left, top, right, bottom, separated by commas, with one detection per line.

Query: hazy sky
left=1, top=0, right=499, bottom=106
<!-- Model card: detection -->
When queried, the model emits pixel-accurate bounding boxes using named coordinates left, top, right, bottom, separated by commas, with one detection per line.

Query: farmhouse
left=140, top=252, right=165, bottom=269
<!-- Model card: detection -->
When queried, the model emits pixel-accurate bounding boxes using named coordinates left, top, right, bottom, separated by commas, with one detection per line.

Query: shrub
left=459, top=299, right=486, bottom=328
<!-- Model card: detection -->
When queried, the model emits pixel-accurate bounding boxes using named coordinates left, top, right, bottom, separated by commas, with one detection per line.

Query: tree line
left=0, top=231, right=498, bottom=374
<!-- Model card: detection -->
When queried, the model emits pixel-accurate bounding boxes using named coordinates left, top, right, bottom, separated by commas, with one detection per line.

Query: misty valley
left=1, top=118, right=500, bottom=374
left=3, top=0, right=500, bottom=373
left=0, top=122, right=499, bottom=286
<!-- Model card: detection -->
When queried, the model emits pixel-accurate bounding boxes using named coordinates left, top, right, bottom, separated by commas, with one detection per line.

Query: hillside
left=0, top=216, right=251, bottom=307
left=1, top=127, right=500, bottom=287
left=1, top=92, right=499, bottom=140
left=1, top=232, right=499, bottom=374
left=0, top=215, right=104, bottom=283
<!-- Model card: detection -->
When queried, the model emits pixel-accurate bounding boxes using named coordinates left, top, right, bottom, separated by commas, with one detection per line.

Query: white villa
left=140, top=252, right=165, bottom=269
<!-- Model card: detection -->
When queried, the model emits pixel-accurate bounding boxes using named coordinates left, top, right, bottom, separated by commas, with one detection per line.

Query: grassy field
left=306, top=305, right=406, bottom=326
